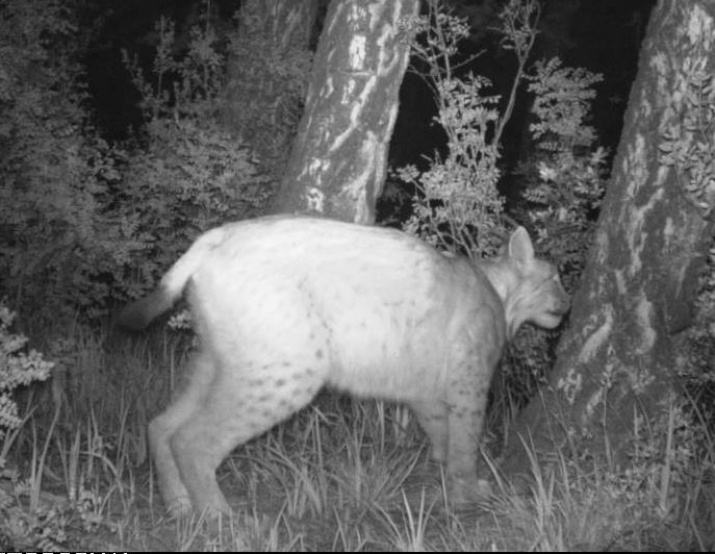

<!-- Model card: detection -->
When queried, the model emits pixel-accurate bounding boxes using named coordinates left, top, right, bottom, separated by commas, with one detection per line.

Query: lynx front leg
left=409, top=399, right=449, bottom=464
left=445, top=351, right=496, bottom=505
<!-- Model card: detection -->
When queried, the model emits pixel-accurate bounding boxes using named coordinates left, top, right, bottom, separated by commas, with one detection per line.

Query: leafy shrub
left=517, top=57, right=606, bottom=291
left=0, top=303, right=53, bottom=465
left=115, top=15, right=272, bottom=304
left=0, top=0, right=123, bottom=320
left=0, top=3, right=271, bottom=320
left=397, top=73, right=504, bottom=256
left=398, top=2, right=607, bottom=417
left=397, top=0, right=540, bottom=257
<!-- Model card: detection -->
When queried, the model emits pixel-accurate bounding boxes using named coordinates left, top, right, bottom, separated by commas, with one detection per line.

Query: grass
left=2, top=322, right=715, bottom=551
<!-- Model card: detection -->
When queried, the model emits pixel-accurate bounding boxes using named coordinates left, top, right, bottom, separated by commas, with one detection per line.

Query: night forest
left=2, top=0, right=714, bottom=550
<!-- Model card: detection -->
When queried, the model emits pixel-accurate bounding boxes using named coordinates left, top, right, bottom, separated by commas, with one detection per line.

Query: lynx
left=118, top=215, right=569, bottom=515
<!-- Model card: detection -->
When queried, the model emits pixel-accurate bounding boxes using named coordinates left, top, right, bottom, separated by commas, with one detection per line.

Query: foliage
left=399, top=6, right=605, bottom=300
left=517, top=57, right=606, bottom=290
left=0, top=2, right=149, bottom=319
left=0, top=304, right=53, bottom=447
left=398, top=2, right=596, bottom=418
left=0, top=2, right=270, bottom=320
left=401, top=3, right=605, bottom=414
left=123, top=16, right=225, bottom=122
left=528, top=58, right=603, bottom=149
left=659, top=69, right=715, bottom=217
left=0, top=0, right=124, bottom=320
left=397, top=73, right=504, bottom=255
left=398, top=0, right=540, bottom=257
left=225, top=0, right=313, bottom=178
left=116, top=15, right=272, bottom=304
left=0, top=302, right=56, bottom=549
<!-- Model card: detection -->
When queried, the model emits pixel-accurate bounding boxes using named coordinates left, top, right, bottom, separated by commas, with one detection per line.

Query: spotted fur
left=118, top=215, right=569, bottom=515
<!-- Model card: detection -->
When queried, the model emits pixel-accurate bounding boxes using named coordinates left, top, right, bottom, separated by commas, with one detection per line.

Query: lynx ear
left=508, top=226, right=534, bottom=263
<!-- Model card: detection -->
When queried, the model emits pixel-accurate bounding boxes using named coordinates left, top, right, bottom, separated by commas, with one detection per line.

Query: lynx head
left=483, top=227, right=570, bottom=338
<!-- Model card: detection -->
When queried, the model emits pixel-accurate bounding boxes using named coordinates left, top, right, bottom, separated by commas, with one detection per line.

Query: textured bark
left=270, top=0, right=420, bottom=223
left=502, top=0, right=714, bottom=478
left=224, top=0, right=318, bottom=176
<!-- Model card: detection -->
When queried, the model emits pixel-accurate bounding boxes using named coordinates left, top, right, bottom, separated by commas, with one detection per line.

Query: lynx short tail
left=117, top=226, right=228, bottom=330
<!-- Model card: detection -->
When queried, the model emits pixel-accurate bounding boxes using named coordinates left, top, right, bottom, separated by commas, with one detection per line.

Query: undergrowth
left=2, top=314, right=714, bottom=551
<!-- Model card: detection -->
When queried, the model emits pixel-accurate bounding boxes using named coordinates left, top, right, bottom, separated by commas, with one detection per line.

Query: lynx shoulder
left=118, top=215, right=569, bottom=515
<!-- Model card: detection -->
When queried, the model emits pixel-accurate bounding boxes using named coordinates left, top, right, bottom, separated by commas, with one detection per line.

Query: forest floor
left=2, top=325, right=714, bottom=551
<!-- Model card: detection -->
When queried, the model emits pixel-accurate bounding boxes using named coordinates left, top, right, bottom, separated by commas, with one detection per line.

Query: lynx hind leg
left=169, top=353, right=326, bottom=515
left=148, top=351, right=216, bottom=517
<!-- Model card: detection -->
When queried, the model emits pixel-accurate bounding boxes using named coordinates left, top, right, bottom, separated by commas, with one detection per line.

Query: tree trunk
left=224, top=0, right=318, bottom=178
left=270, top=0, right=419, bottom=223
left=501, top=0, right=714, bottom=479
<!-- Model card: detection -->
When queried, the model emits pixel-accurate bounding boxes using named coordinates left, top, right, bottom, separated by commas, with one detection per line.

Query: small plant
left=0, top=302, right=55, bottom=549
left=518, top=57, right=606, bottom=291
left=118, top=14, right=271, bottom=305
left=0, top=304, right=54, bottom=454
left=396, top=73, right=504, bottom=256
left=398, top=0, right=541, bottom=257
